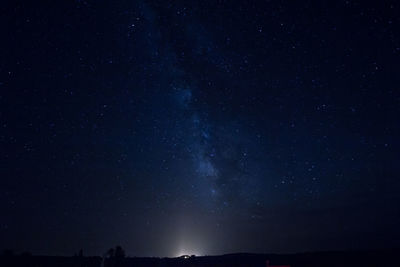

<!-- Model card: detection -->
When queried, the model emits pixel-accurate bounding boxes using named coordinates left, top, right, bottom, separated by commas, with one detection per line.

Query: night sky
left=1, top=0, right=400, bottom=257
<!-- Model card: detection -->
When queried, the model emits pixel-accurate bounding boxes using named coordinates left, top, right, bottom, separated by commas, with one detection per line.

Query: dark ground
left=0, top=250, right=399, bottom=267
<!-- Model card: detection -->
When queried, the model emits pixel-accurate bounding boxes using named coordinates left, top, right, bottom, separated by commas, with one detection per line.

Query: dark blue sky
left=1, top=0, right=400, bottom=257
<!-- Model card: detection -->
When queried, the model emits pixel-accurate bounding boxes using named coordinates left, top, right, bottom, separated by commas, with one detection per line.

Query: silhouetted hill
left=0, top=250, right=399, bottom=267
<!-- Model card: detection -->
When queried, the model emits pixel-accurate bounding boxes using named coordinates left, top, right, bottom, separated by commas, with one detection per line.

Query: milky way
left=1, top=0, right=400, bottom=257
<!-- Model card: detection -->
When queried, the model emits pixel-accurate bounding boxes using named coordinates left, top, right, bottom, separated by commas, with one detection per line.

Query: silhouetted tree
left=114, top=246, right=125, bottom=259
left=107, top=248, right=115, bottom=258
left=105, top=246, right=125, bottom=267
left=78, top=249, right=83, bottom=257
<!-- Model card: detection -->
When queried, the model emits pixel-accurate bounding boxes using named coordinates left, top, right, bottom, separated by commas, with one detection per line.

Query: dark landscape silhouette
left=1, top=247, right=399, bottom=267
